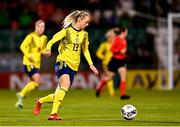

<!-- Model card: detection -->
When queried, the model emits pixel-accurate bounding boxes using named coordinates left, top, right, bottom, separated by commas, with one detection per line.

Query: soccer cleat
left=48, top=113, right=61, bottom=120
left=95, top=90, right=100, bottom=97
left=34, top=98, right=41, bottom=115
left=120, top=95, right=131, bottom=100
left=15, top=93, right=23, bottom=109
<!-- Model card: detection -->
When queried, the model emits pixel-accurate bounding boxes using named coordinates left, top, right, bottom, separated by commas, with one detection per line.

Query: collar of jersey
left=33, top=31, right=42, bottom=37
left=71, top=25, right=81, bottom=32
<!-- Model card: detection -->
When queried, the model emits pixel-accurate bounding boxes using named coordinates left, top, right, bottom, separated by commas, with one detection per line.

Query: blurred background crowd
left=0, top=0, right=180, bottom=29
left=0, top=0, right=180, bottom=72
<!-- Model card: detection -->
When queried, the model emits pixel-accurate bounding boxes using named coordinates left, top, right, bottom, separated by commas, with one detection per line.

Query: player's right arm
left=45, top=29, right=66, bottom=57
left=96, top=42, right=105, bottom=60
left=20, top=34, right=32, bottom=59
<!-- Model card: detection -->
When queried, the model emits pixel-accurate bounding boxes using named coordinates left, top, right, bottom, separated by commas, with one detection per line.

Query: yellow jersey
left=46, top=26, right=93, bottom=71
left=96, top=41, right=112, bottom=67
left=20, top=32, right=47, bottom=68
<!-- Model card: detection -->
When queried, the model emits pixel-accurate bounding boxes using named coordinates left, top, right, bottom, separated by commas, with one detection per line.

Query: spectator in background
left=116, top=0, right=135, bottom=17
left=15, top=20, right=47, bottom=109
left=0, top=2, right=10, bottom=28
left=19, top=8, right=32, bottom=28
left=8, top=1, right=21, bottom=29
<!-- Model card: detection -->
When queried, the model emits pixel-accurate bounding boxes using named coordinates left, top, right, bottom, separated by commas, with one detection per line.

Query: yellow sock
left=19, top=81, right=38, bottom=97
left=107, top=79, right=115, bottom=96
left=39, top=94, right=54, bottom=104
left=51, top=87, right=68, bottom=114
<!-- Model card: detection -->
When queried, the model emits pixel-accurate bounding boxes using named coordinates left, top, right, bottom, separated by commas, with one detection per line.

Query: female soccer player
left=33, top=10, right=98, bottom=120
left=95, top=28, right=117, bottom=97
left=15, top=20, right=47, bottom=108
left=107, top=27, right=130, bottom=99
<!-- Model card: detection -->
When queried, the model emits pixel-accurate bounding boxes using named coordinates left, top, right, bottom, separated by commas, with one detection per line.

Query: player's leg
left=19, top=73, right=40, bottom=97
left=15, top=78, right=31, bottom=109
left=34, top=93, right=54, bottom=115
left=16, top=66, right=40, bottom=109
left=104, top=66, right=115, bottom=96
left=96, top=65, right=114, bottom=97
left=34, top=83, right=65, bottom=115
left=106, top=79, right=115, bottom=96
left=118, top=67, right=130, bottom=99
left=48, top=62, right=76, bottom=120
left=96, top=72, right=107, bottom=97
left=48, top=74, right=70, bottom=120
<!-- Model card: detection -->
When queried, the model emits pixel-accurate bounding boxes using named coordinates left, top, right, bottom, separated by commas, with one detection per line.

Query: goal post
left=167, top=13, right=180, bottom=90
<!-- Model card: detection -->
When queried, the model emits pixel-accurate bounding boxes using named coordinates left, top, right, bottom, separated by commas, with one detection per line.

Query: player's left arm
left=82, top=32, right=98, bottom=75
left=119, top=40, right=127, bottom=54
left=120, top=48, right=127, bottom=54
left=111, top=38, right=127, bottom=54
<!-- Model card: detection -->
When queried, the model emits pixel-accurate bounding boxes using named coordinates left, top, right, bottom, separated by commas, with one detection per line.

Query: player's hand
left=45, top=49, right=51, bottom=57
left=120, top=48, right=127, bottom=54
left=90, top=64, right=99, bottom=75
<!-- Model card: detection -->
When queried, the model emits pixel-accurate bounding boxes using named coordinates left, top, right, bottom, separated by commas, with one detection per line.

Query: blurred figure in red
left=107, top=27, right=130, bottom=99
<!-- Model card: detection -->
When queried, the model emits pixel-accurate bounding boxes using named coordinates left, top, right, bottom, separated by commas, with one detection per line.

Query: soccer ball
left=121, top=104, right=137, bottom=120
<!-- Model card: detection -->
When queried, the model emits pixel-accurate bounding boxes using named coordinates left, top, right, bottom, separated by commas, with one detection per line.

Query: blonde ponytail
left=62, top=10, right=80, bottom=28
left=62, top=10, right=89, bottom=28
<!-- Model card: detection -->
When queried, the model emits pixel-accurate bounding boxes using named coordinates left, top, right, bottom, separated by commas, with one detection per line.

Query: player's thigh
left=59, top=74, right=71, bottom=89
left=31, top=73, right=41, bottom=84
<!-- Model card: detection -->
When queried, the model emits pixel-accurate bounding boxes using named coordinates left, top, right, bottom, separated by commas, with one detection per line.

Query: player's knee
left=60, top=86, right=68, bottom=92
left=33, top=81, right=40, bottom=87
left=37, top=80, right=41, bottom=85
left=33, top=77, right=41, bottom=85
left=107, top=75, right=113, bottom=81
left=31, top=77, right=40, bottom=86
left=59, top=82, right=70, bottom=90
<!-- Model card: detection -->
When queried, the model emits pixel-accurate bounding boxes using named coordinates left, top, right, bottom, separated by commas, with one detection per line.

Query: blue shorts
left=55, top=61, right=77, bottom=85
left=24, top=65, right=39, bottom=77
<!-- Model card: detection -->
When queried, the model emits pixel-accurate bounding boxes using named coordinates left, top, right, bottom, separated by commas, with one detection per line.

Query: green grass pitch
left=0, top=89, right=180, bottom=126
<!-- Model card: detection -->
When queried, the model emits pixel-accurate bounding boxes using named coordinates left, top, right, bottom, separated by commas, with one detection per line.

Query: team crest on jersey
left=76, top=34, right=79, bottom=43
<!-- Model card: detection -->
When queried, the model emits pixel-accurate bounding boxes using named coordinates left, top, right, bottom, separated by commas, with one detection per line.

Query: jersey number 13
left=73, top=43, right=79, bottom=51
